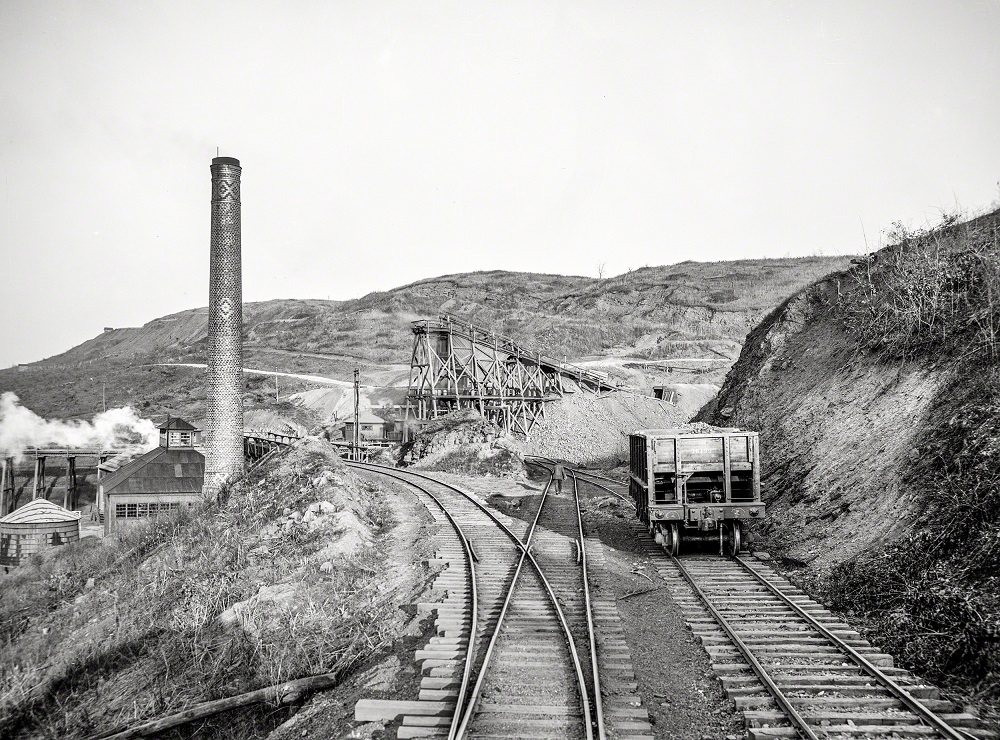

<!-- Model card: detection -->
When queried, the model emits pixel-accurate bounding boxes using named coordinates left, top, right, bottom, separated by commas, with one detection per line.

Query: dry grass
left=839, top=211, right=1000, bottom=360
left=0, top=439, right=396, bottom=739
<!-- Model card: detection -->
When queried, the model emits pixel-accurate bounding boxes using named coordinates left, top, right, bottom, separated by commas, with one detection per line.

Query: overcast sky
left=1, top=1, right=998, bottom=367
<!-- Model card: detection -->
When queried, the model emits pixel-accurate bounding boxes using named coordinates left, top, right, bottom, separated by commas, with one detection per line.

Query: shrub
left=839, top=213, right=1000, bottom=360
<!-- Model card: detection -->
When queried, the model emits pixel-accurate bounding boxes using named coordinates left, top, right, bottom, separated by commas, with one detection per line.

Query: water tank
left=0, top=499, right=82, bottom=567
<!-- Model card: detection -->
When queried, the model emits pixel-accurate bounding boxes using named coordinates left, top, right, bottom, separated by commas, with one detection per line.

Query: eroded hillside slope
left=699, top=280, right=948, bottom=565
left=0, top=439, right=418, bottom=739
left=700, top=208, right=1000, bottom=717
left=1, top=257, right=849, bottom=424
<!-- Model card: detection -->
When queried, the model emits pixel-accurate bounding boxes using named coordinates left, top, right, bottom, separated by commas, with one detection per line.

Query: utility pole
left=353, top=369, right=360, bottom=461
left=274, top=368, right=279, bottom=403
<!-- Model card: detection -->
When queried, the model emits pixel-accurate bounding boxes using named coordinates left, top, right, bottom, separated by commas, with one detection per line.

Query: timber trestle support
left=406, top=315, right=619, bottom=436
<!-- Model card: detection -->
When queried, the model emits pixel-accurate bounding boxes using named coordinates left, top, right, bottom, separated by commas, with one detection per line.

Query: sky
left=1, top=1, right=998, bottom=367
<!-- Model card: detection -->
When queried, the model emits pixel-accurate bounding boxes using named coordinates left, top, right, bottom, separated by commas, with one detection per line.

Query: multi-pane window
left=168, top=431, right=193, bottom=446
left=115, top=502, right=183, bottom=519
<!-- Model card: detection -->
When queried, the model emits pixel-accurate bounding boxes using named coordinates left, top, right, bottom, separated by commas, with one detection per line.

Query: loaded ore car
left=629, top=428, right=763, bottom=556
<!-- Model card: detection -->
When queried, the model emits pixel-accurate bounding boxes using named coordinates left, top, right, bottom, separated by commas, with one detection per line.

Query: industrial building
left=341, top=410, right=396, bottom=442
left=406, top=315, right=618, bottom=435
left=99, top=418, right=205, bottom=535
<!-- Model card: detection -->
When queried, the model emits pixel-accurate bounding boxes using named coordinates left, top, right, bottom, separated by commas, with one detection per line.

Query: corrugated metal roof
left=0, top=499, right=82, bottom=524
left=100, top=447, right=205, bottom=495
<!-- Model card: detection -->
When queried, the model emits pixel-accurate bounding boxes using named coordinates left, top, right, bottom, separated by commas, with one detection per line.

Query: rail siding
left=646, top=541, right=996, bottom=739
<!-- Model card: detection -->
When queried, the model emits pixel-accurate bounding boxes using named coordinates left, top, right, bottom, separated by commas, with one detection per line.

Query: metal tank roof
left=0, top=499, right=82, bottom=524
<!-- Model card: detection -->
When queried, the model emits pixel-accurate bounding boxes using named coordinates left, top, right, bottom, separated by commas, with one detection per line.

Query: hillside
left=39, top=259, right=849, bottom=370
left=0, top=257, right=848, bottom=427
left=699, top=208, right=1000, bottom=719
left=0, top=439, right=426, bottom=739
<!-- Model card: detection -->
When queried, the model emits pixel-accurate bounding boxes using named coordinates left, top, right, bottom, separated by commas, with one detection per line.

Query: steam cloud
left=0, top=392, right=158, bottom=460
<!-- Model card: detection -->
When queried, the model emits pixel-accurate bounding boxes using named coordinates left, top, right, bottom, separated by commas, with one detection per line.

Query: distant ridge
left=2, top=257, right=850, bottom=422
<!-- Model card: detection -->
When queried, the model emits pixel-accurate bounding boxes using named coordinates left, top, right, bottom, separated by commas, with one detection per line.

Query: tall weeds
left=0, top=440, right=395, bottom=739
left=813, top=209, right=1000, bottom=720
left=839, top=214, right=1000, bottom=360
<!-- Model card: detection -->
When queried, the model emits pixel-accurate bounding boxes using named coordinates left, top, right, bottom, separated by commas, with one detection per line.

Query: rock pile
left=216, top=441, right=381, bottom=636
left=525, top=392, right=689, bottom=465
left=402, top=409, right=524, bottom=477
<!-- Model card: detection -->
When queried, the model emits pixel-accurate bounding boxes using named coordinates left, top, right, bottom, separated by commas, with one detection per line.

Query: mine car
left=629, top=428, right=763, bottom=556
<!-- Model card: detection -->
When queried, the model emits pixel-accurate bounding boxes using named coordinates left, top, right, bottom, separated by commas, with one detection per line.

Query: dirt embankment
left=699, top=280, right=948, bottom=566
left=698, top=208, right=1000, bottom=721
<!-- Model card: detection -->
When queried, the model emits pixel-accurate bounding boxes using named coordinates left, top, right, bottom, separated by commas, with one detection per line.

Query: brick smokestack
left=205, top=156, right=244, bottom=494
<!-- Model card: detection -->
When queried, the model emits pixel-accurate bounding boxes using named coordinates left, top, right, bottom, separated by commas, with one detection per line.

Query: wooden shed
left=342, top=411, right=389, bottom=441
left=99, top=445, right=205, bottom=535
left=0, top=499, right=82, bottom=567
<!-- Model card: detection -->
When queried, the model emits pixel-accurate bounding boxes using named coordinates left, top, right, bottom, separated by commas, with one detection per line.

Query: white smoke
left=0, top=392, right=159, bottom=461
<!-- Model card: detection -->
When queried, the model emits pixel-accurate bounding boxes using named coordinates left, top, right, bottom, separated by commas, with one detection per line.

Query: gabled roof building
left=100, top=418, right=205, bottom=535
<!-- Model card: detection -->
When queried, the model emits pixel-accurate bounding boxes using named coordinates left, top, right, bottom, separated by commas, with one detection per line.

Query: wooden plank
left=354, top=699, right=456, bottom=722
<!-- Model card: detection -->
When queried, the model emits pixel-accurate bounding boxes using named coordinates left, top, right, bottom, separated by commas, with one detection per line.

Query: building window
left=115, top=501, right=183, bottom=519
left=169, top=431, right=193, bottom=446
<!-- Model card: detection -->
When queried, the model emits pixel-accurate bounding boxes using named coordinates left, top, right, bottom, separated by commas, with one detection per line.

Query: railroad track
left=560, top=457, right=996, bottom=738
left=350, top=463, right=607, bottom=739
left=649, top=542, right=995, bottom=739
left=523, top=456, right=629, bottom=504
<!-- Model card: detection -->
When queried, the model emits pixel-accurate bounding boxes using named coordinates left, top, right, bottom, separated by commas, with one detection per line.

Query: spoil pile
left=524, top=392, right=688, bottom=466
left=402, top=409, right=523, bottom=477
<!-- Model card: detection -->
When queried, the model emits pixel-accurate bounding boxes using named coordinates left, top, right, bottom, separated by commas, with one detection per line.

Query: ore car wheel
left=663, top=521, right=680, bottom=557
left=726, top=523, right=742, bottom=557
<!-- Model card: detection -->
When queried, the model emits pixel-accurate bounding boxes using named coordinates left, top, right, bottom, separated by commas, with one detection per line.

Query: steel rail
left=345, top=463, right=477, bottom=740
left=569, top=471, right=607, bottom=740
left=671, top=556, right=820, bottom=740
left=349, top=462, right=594, bottom=740
left=525, top=455, right=630, bottom=504
left=523, top=455, right=624, bottom=486
left=571, top=472, right=630, bottom=504
left=453, top=473, right=592, bottom=740
left=525, top=458, right=608, bottom=740
left=567, top=468, right=625, bottom=487
left=734, top=556, right=975, bottom=740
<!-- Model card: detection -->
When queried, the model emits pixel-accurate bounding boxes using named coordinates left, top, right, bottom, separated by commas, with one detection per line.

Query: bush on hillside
left=810, top=365, right=1000, bottom=711
left=839, top=212, right=1000, bottom=360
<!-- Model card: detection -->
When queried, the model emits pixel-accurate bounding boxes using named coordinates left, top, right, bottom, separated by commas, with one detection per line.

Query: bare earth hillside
left=1, top=257, right=848, bottom=426
left=699, top=208, right=1000, bottom=722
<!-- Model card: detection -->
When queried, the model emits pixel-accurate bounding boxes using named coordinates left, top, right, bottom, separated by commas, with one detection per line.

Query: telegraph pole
left=353, top=369, right=361, bottom=461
